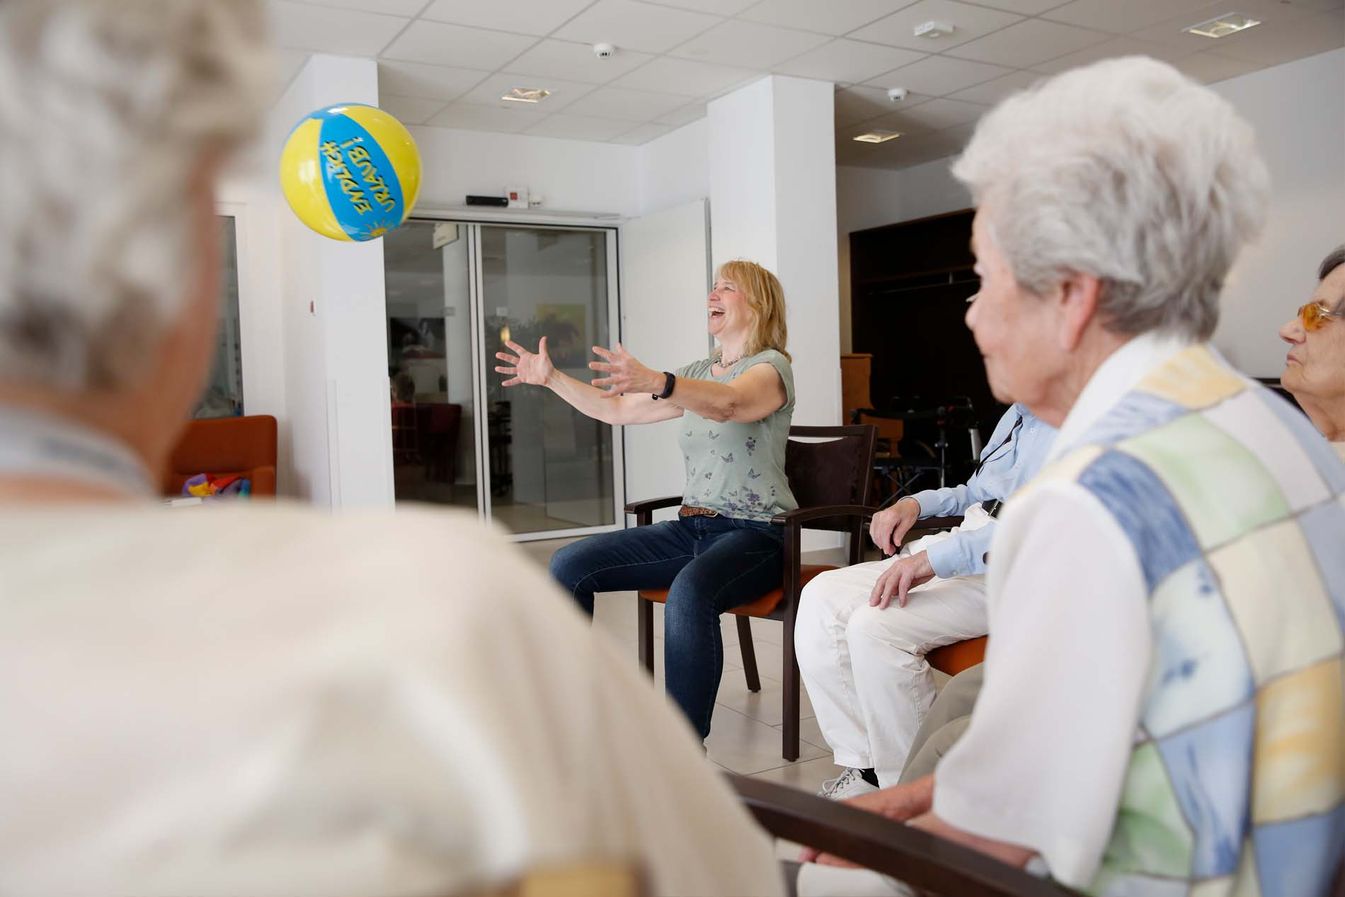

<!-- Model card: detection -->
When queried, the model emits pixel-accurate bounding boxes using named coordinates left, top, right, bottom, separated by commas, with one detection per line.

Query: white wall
left=638, top=119, right=709, bottom=218
left=407, top=126, right=640, bottom=217
left=1213, top=48, right=1345, bottom=376
left=832, top=49, right=1345, bottom=370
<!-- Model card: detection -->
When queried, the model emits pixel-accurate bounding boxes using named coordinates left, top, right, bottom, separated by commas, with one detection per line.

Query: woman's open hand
left=589, top=343, right=661, bottom=398
left=495, top=338, right=554, bottom=387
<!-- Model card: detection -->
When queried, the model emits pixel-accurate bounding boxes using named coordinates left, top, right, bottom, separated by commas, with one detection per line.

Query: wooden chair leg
left=782, top=622, right=800, bottom=762
left=638, top=597, right=654, bottom=677
left=736, top=616, right=761, bottom=693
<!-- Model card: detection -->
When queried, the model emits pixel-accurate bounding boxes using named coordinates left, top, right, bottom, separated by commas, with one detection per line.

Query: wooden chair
left=625, top=425, right=877, bottom=762
left=732, top=774, right=1081, bottom=897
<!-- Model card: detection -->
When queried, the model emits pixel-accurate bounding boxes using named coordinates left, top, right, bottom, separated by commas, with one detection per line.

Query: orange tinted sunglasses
left=1299, top=302, right=1345, bottom=332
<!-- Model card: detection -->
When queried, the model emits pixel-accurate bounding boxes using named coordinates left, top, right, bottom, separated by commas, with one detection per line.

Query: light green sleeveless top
left=674, top=350, right=797, bottom=522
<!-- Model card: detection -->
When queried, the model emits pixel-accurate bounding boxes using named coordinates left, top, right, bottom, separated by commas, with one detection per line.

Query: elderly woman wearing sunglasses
left=1280, top=244, right=1345, bottom=451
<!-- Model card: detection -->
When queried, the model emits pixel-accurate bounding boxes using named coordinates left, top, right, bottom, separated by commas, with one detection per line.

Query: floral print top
left=674, top=349, right=797, bottom=522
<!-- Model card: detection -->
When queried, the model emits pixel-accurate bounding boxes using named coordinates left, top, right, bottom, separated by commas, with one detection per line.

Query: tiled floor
left=518, top=536, right=850, bottom=794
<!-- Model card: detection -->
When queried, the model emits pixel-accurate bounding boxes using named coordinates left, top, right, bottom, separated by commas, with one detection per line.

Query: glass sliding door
left=383, top=220, right=479, bottom=512
left=383, top=219, right=621, bottom=539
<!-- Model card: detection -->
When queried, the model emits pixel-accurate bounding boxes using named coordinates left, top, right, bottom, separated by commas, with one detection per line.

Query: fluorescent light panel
left=853, top=130, right=902, bottom=143
left=501, top=87, right=551, bottom=103
left=1184, top=13, right=1261, bottom=38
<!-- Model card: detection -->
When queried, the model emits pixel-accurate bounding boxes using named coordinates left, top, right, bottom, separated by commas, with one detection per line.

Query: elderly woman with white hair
left=794, top=56, right=1345, bottom=897
left=1280, top=244, right=1345, bottom=453
left=0, top=2, right=785, bottom=895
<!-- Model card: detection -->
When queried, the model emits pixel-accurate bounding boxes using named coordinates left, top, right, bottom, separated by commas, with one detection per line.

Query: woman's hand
left=495, top=338, right=555, bottom=387
left=588, top=343, right=662, bottom=398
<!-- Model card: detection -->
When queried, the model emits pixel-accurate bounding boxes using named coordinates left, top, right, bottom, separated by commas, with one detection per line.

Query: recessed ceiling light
left=501, top=87, right=551, bottom=104
left=913, top=20, right=955, bottom=39
left=853, top=130, right=902, bottom=144
left=1183, top=13, right=1261, bottom=38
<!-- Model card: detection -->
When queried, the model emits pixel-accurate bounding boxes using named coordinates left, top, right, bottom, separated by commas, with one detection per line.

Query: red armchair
left=163, top=415, right=277, bottom=498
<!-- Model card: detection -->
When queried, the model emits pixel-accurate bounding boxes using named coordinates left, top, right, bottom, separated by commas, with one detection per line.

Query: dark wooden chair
left=731, top=774, right=1079, bottom=897
left=625, top=424, right=877, bottom=762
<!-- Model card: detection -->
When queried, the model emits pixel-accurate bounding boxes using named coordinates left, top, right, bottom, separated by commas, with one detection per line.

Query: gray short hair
left=952, top=56, right=1269, bottom=341
left=1319, top=244, right=1345, bottom=282
left=0, top=0, right=269, bottom=391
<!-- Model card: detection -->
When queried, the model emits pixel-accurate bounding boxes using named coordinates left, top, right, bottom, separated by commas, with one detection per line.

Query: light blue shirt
left=911, top=404, right=1055, bottom=578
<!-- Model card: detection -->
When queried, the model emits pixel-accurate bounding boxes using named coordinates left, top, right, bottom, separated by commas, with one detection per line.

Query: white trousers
left=794, top=531, right=988, bottom=785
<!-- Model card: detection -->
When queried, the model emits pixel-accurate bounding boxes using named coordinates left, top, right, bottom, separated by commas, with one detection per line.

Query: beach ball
left=279, top=104, right=421, bottom=242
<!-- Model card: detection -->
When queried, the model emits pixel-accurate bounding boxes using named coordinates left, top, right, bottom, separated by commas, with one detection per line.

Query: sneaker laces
left=819, top=767, right=864, bottom=798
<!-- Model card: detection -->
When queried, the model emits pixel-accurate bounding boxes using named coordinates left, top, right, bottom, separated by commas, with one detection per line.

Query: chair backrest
left=784, top=425, right=877, bottom=531
left=164, top=414, right=278, bottom=496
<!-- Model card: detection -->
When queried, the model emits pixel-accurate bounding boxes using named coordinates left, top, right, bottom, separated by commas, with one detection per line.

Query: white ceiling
left=269, top=0, right=1344, bottom=170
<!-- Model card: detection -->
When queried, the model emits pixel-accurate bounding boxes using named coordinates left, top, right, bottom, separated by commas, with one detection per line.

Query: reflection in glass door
left=383, top=220, right=621, bottom=539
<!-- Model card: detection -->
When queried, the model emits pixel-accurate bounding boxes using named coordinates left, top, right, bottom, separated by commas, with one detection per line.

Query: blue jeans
left=550, top=515, right=785, bottom=740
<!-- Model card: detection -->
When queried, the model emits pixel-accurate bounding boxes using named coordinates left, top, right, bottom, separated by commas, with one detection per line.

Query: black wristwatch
left=652, top=371, right=676, bottom=400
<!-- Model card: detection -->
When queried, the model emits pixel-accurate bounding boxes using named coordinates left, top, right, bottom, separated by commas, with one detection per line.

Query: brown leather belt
left=679, top=505, right=720, bottom=518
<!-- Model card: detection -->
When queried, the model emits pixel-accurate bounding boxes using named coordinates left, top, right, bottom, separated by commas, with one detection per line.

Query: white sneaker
left=818, top=767, right=877, bottom=801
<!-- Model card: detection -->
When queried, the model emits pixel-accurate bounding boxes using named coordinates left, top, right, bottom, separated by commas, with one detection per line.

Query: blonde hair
left=0, top=0, right=270, bottom=391
left=715, top=259, right=790, bottom=362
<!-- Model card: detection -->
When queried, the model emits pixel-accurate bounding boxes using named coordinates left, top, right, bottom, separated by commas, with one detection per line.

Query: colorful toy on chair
left=279, top=104, right=421, bottom=242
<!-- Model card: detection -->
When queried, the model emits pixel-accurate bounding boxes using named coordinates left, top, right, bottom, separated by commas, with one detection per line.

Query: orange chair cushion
left=637, top=564, right=836, bottom=618
left=164, top=415, right=278, bottom=497
left=927, top=636, right=987, bottom=676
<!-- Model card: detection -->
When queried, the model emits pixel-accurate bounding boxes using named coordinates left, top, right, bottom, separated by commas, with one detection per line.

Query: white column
left=708, top=75, right=841, bottom=428
left=271, top=54, right=393, bottom=508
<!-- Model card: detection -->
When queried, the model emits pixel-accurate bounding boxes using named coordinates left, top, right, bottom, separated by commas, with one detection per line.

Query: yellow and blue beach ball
left=279, top=104, right=421, bottom=242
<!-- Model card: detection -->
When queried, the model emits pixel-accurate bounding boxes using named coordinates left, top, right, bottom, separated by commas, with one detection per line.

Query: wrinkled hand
left=588, top=343, right=660, bottom=398
left=494, top=338, right=554, bottom=387
left=870, top=551, right=935, bottom=609
left=870, top=497, right=920, bottom=556
left=800, top=778, right=935, bottom=866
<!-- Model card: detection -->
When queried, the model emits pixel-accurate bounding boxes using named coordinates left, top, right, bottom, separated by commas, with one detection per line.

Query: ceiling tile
left=850, top=0, right=1024, bottom=51
left=427, top=102, right=550, bottom=133
left=947, top=68, right=1042, bottom=103
left=1139, top=2, right=1341, bottom=63
left=563, top=85, right=691, bottom=121
left=458, top=72, right=597, bottom=111
left=287, top=0, right=428, bottom=15
left=773, top=39, right=926, bottom=83
left=948, top=18, right=1109, bottom=67
left=877, top=95, right=988, bottom=129
left=378, top=60, right=490, bottom=101
left=421, top=0, right=595, bottom=36
left=867, top=54, right=1013, bottom=94
left=1124, top=0, right=1316, bottom=49
left=653, top=0, right=758, bottom=12
left=610, top=122, right=675, bottom=144
left=739, top=0, right=919, bottom=35
left=654, top=102, right=709, bottom=126
left=1030, top=35, right=1196, bottom=74
left=379, top=94, right=449, bottom=125
left=270, top=1, right=409, bottom=56
left=1169, top=50, right=1270, bottom=82
left=670, top=19, right=831, bottom=68
left=381, top=20, right=538, bottom=69
left=612, top=57, right=759, bottom=97
left=1042, top=0, right=1215, bottom=34
left=834, top=84, right=933, bottom=124
left=524, top=114, right=635, bottom=141
left=966, top=0, right=1071, bottom=12
left=505, top=38, right=655, bottom=83
left=554, top=0, right=722, bottom=53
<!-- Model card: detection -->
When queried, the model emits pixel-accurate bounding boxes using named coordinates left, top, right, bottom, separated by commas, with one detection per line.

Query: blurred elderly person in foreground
left=0, top=2, right=782, bottom=895
left=797, top=56, right=1345, bottom=897
left=1280, top=245, right=1345, bottom=452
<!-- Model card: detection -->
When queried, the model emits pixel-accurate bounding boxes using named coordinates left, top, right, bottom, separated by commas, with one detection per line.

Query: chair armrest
left=623, top=496, right=683, bottom=526
left=729, top=776, right=1078, bottom=897
left=907, top=515, right=965, bottom=539
left=769, top=504, right=874, bottom=528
